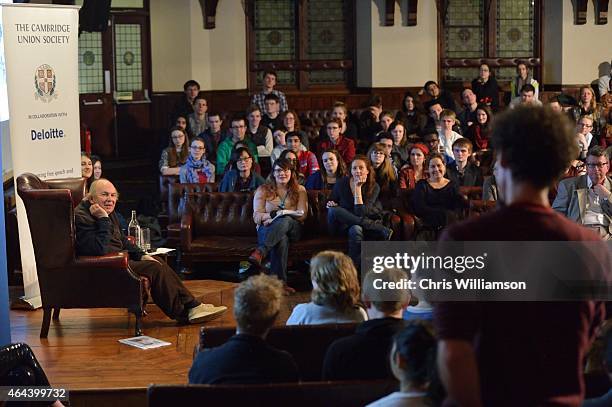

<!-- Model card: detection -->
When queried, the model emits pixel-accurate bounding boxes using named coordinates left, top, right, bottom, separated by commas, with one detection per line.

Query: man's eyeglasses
left=586, top=162, right=609, bottom=169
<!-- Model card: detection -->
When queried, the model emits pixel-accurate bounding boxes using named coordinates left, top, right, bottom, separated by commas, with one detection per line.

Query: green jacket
left=216, top=137, right=259, bottom=175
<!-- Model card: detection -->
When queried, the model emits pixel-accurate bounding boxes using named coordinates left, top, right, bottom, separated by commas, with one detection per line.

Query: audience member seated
left=576, top=115, right=599, bottom=159
left=471, top=62, right=499, bottom=111
left=389, top=121, right=411, bottom=169
left=412, top=153, right=466, bottom=237
left=457, top=88, right=479, bottom=135
left=571, top=86, right=606, bottom=140
left=251, top=70, right=288, bottom=113
left=376, top=132, right=394, bottom=162
left=395, top=91, right=427, bottom=137
left=76, top=179, right=226, bottom=324
left=199, top=112, right=226, bottom=164
left=271, top=127, right=307, bottom=165
left=188, top=94, right=208, bottom=137
left=423, top=80, right=457, bottom=113
left=216, top=116, right=258, bottom=175
left=366, top=321, right=437, bottom=407
left=368, top=142, right=398, bottom=205
left=278, top=149, right=304, bottom=185
left=286, top=250, right=367, bottom=325
left=399, top=143, right=429, bottom=190
left=280, top=109, right=309, bottom=149
left=464, top=104, right=492, bottom=151
left=321, top=101, right=359, bottom=141
left=327, top=156, right=393, bottom=268
left=437, top=110, right=463, bottom=159
left=262, top=93, right=283, bottom=133
left=318, top=117, right=356, bottom=166
left=601, top=109, right=612, bottom=149
left=322, top=268, right=409, bottom=381
left=81, top=151, right=93, bottom=189
left=552, top=146, right=612, bottom=240
left=359, top=109, right=383, bottom=144
left=159, top=126, right=189, bottom=176
left=425, top=102, right=443, bottom=131
left=286, top=131, right=319, bottom=179
left=305, top=149, right=348, bottom=191
left=510, top=61, right=539, bottom=100
left=171, top=79, right=199, bottom=122
left=250, top=158, right=308, bottom=290
left=509, top=83, right=542, bottom=109
left=379, top=111, right=395, bottom=135
left=91, top=154, right=102, bottom=181
left=219, top=147, right=265, bottom=193
left=548, top=95, right=564, bottom=113
left=174, top=113, right=193, bottom=139
left=446, top=138, right=483, bottom=188
left=180, top=137, right=215, bottom=184
left=246, top=104, right=273, bottom=158
left=189, top=274, right=298, bottom=384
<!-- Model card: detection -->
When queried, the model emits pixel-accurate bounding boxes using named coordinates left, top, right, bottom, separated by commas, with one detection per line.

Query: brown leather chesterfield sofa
left=176, top=190, right=411, bottom=269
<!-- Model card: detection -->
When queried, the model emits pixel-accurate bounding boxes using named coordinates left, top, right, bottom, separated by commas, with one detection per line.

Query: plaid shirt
left=251, top=90, right=288, bottom=113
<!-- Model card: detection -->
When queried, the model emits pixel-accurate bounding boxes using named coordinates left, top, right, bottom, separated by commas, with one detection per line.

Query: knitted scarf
left=184, top=154, right=213, bottom=184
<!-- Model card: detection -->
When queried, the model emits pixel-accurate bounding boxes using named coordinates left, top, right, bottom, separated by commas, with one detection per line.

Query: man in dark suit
left=189, top=274, right=298, bottom=384
left=435, top=106, right=607, bottom=406
left=446, top=138, right=483, bottom=188
left=322, top=268, right=410, bottom=381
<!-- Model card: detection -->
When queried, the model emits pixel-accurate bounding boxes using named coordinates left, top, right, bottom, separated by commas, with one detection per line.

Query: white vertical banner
left=2, top=4, right=81, bottom=309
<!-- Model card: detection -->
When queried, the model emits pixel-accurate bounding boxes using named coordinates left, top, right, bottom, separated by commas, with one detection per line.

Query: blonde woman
left=286, top=250, right=367, bottom=325
left=571, top=85, right=605, bottom=139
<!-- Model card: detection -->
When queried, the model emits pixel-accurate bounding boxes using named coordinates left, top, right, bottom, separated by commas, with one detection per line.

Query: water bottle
left=128, top=210, right=141, bottom=248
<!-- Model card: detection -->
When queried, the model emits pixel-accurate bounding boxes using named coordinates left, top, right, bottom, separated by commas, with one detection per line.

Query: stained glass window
left=250, top=0, right=353, bottom=89
left=78, top=32, right=104, bottom=94
left=114, top=24, right=143, bottom=92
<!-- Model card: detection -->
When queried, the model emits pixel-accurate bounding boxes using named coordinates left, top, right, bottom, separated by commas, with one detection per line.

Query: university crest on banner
left=34, top=63, right=57, bottom=102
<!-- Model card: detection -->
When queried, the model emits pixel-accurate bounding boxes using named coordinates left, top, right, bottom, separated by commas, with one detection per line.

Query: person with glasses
left=250, top=158, right=308, bottom=292
left=219, top=147, right=265, bottom=193
left=317, top=117, right=356, bottom=166
left=576, top=115, right=598, bottom=160
left=216, top=116, right=259, bottom=175
left=367, top=142, right=398, bottom=205
left=160, top=126, right=189, bottom=176
left=179, top=137, right=216, bottom=184
left=553, top=145, right=612, bottom=239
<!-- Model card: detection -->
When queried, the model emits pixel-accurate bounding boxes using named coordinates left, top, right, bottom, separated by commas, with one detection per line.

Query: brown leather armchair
left=16, top=173, right=144, bottom=338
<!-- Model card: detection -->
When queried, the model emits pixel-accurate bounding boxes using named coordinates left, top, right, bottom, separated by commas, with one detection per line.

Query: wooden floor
left=8, top=280, right=310, bottom=406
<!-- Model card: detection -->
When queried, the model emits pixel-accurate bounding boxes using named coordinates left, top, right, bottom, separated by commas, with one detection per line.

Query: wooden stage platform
left=8, top=280, right=310, bottom=406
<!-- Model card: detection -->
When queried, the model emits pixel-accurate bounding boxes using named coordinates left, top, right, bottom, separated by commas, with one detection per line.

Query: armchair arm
left=180, top=210, right=193, bottom=252
left=73, top=252, right=129, bottom=269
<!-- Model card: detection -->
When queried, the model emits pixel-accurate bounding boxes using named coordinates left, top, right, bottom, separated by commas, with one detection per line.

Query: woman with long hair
left=280, top=109, right=309, bottom=149
left=368, top=142, right=398, bottom=204
left=81, top=152, right=94, bottom=190
left=471, top=63, right=499, bottom=111
left=219, top=147, right=265, bottom=192
left=510, top=61, right=539, bottom=100
left=388, top=121, right=410, bottom=169
left=399, top=143, right=429, bottom=190
left=179, top=137, right=215, bottom=184
left=160, top=126, right=190, bottom=176
left=250, top=158, right=308, bottom=291
left=91, top=155, right=103, bottom=181
left=286, top=250, right=367, bottom=325
left=327, top=155, right=393, bottom=269
left=571, top=85, right=605, bottom=140
left=305, top=149, right=348, bottom=191
left=395, top=91, right=427, bottom=136
left=412, top=153, right=466, bottom=238
left=464, top=104, right=493, bottom=151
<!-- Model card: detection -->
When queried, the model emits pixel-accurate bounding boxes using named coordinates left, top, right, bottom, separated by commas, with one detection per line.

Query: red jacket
left=318, top=136, right=356, bottom=166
